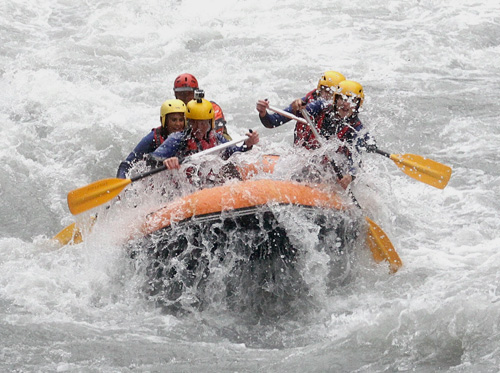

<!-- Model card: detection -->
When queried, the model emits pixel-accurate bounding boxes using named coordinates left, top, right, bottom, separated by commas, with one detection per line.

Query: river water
left=1, top=0, right=500, bottom=371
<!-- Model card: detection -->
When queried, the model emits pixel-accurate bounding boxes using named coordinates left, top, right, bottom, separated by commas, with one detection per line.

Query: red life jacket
left=180, top=130, right=219, bottom=182
left=152, top=126, right=166, bottom=149
left=316, top=116, right=363, bottom=177
left=293, top=89, right=328, bottom=150
left=183, top=130, right=218, bottom=157
left=334, top=117, right=362, bottom=157
left=303, top=89, right=317, bottom=104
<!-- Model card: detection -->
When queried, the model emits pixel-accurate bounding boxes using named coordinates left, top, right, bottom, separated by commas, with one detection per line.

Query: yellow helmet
left=186, top=98, right=215, bottom=128
left=160, top=99, right=186, bottom=127
left=317, top=71, right=346, bottom=91
left=336, top=80, right=364, bottom=107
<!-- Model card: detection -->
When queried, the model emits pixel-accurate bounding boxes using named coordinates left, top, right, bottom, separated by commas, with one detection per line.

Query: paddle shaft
left=268, top=105, right=307, bottom=125
left=371, top=147, right=390, bottom=158
left=132, top=135, right=249, bottom=182
left=130, top=165, right=166, bottom=182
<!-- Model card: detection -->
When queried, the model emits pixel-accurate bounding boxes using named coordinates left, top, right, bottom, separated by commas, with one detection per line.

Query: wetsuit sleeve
left=304, top=99, right=328, bottom=117
left=350, top=121, right=373, bottom=177
left=356, top=128, right=375, bottom=151
left=146, top=132, right=184, bottom=166
left=299, top=94, right=310, bottom=104
left=116, top=131, right=156, bottom=178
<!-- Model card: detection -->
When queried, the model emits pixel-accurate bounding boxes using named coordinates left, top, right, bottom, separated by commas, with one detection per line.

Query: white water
left=1, top=0, right=500, bottom=371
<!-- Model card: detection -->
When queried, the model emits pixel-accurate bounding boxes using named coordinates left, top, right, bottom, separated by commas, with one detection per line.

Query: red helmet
left=173, top=73, right=199, bottom=92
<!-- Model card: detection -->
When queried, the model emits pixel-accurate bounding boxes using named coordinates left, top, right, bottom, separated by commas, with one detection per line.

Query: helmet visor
left=174, top=86, right=196, bottom=93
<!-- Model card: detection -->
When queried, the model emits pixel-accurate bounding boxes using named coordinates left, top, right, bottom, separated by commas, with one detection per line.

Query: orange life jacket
left=211, top=101, right=232, bottom=139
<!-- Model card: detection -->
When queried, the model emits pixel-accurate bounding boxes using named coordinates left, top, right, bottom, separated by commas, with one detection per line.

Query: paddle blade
left=53, top=222, right=83, bottom=246
left=365, top=217, right=402, bottom=273
left=67, top=178, right=131, bottom=215
left=52, top=215, right=97, bottom=246
left=389, top=153, right=452, bottom=189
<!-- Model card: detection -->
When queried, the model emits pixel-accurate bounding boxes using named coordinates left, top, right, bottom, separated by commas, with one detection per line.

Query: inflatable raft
left=128, top=177, right=364, bottom=313
left=58, top=153, right=401, bottom=314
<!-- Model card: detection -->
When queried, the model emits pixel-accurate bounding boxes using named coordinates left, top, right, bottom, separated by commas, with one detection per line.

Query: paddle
left=67, top=135, right=249, bottom=215
left=52, top=215, right=97, bottom=246
left=365, top=217, right=402, bottom=273
left=53, top=222, right=83, bottom=245
left=268, top=105, right=452, bottom=189
left=298, top=107, right=402, bottom=272
left=364, top=146, right=452, bottom=189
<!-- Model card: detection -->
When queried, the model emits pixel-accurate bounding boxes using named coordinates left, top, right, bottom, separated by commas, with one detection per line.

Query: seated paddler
left=116, top=99, right=187, bottom=179
left=173, top=73, right=232, bottom=141
left=147, top=92, right=259, bottom=183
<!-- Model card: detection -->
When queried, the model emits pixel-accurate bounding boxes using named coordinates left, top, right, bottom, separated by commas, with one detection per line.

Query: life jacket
left=152, top=126, right=167, bottom=149
left=323, top=115, right=363, bottom=157
left=178, top=129, right=218, bottom=158
left=176, top=129, right=219, bottom=183
left=303, top=89, right=318, bottom=104
left=211, top=101, right=225, bottom=127
left=294, top=122, right=321, bottom=150
left=293, top=89, right=333, bottom=150
left=312, top=115, right=363, bottom=180
left=210, top=101, right=232, bottom=139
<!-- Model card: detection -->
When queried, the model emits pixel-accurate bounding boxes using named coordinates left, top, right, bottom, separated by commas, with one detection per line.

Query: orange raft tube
left=126, top=163, right=402, bottom=312
left=139, top=179, right=351, bottom=236
left=132, top=177, right=364, bottom=313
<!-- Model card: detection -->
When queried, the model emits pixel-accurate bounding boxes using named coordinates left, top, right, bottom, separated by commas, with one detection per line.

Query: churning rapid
left=1, top=0, right=500, bottom=371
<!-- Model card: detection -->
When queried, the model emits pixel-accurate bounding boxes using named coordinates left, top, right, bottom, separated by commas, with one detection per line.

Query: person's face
left=318, top=86, right=334, bottom=101
left=190, top=119, right=211, bottom=140
left=175, top=90, right=195, bottom=104
left=335, top=95, right=359, bottom=119
left=165, top=112, right=185, bottom=135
